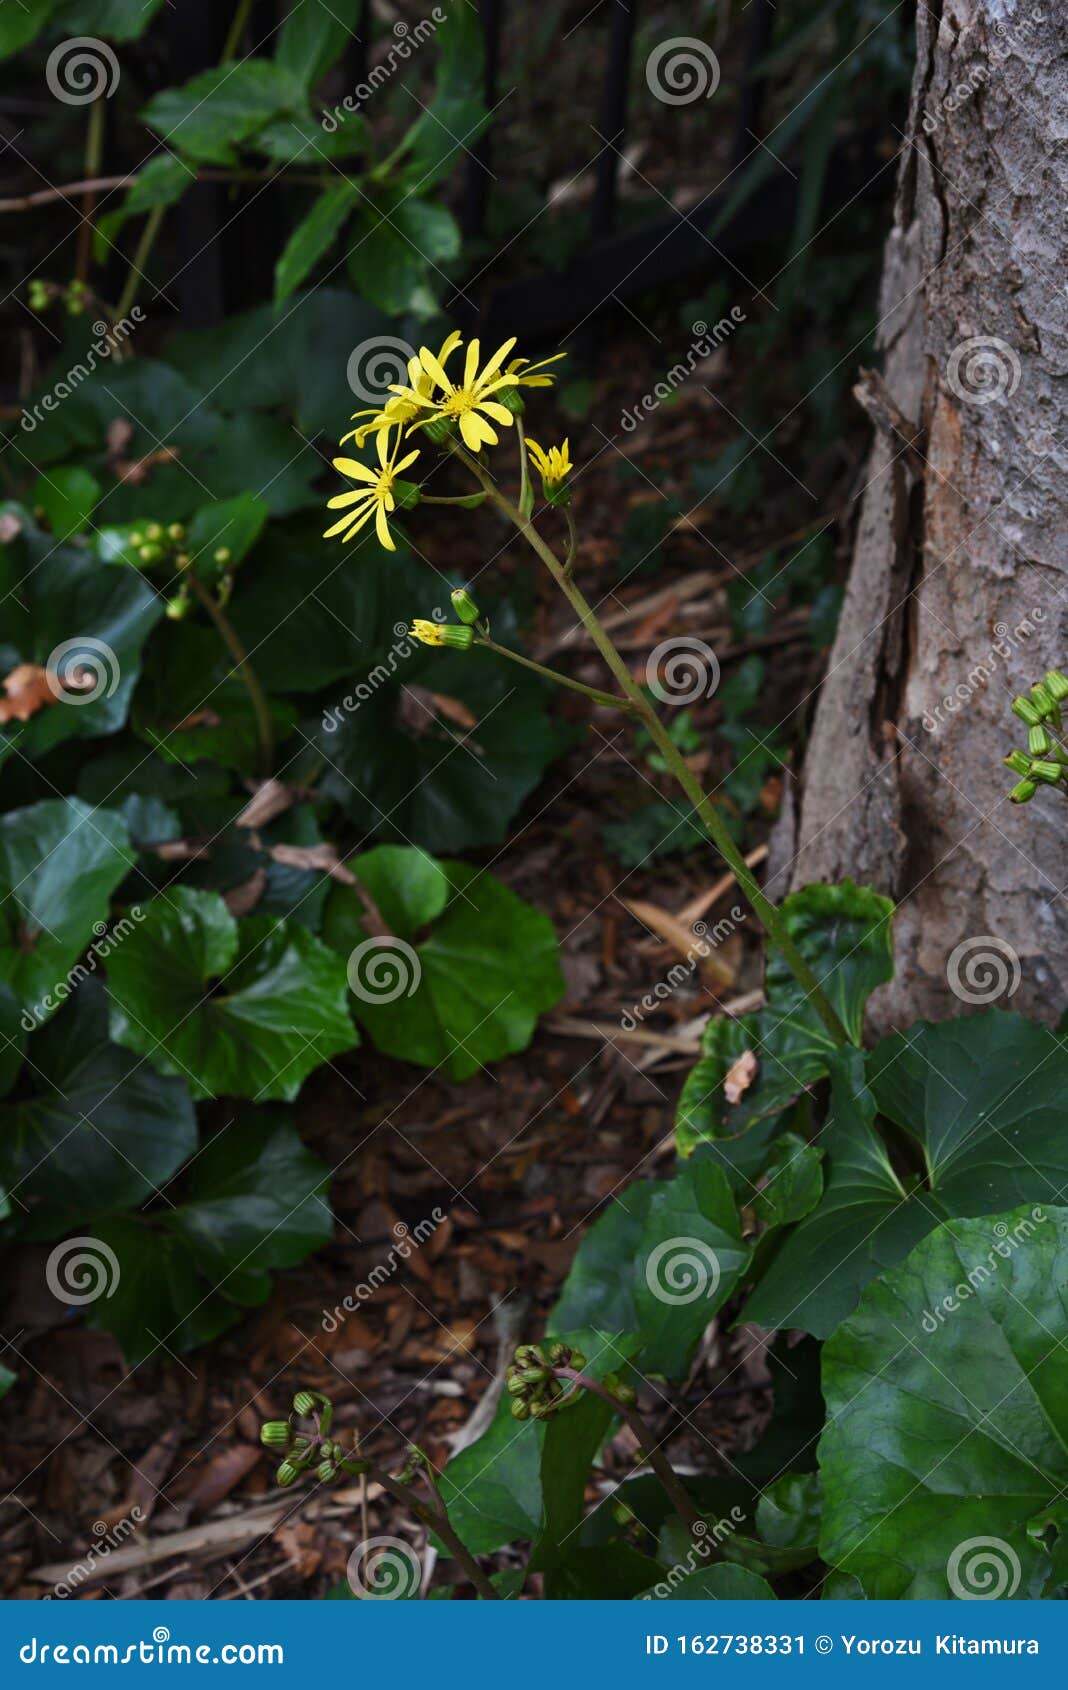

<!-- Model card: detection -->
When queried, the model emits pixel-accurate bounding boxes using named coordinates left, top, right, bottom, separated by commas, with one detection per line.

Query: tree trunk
left=770, top=0, right=1068, bottom=1029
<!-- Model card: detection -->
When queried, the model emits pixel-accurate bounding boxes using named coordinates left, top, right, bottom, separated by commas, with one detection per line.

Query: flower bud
left=568, top=1349, right=587, bottom=1370
left=393, top=479, right=421, bottom=511
left=316, top=1458, right=337, bottom=1483
left=260, top=1420, right=292, bottom=1448
left=292, top=1389, right=319, bottom=1417
left=1030, top=760, right=1063, bottom=784
left=450, top=588, right=481, bottom=625
left=1004, top=750, right=1031, bottom=777
left=213, top=546, right=231, bottom=566
left=425, top=416, right=455, bottom=445
left=511, top=1398, right=531, bottom=1420
left=145, top=523, right=163, bottom=542
left=1012, top=695, right=1042, bottom=727
left=165, top=594, right=191, bottom=620
left=275, top=1458, right=302, bottom=1487
left=1010, top=779, right=1037, bottom=803
left=1046, top=669, right=1068, bottom=703
left=138, top=543, right=162, bottom=565
left=167, top=523, right=185, bottom=541
left=409, top=620, right=474, bottom=650
left=498, top=385, right=525, bottom=416
left=1028, top=725, right=1052, bottom=756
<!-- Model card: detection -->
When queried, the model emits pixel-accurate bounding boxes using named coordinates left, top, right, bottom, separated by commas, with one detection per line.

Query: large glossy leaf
left=0, top=509, right=164, bottom=768
left=551, top=1158, right=750, bottom=1379
left=107, top=887, right=358, bottom=1101
left=89, top=1115, right=331, bottom=1364
left=0, top=800, right=133, bottom=1024
left=820, top=1204, right=1068, bottom=1598
left=1, top=982, right=195, bottom=1235
left=55, top=0, right=166, bottom=37
left=676, top=881, right=893, bottom=1155
left=275, top=179, right=358, bottom=303
left=0, top=0, right=54, bottom=56
left=323, top=846, right=564, bottom=1080
left=745, top=1016, right=1068, bottom=1336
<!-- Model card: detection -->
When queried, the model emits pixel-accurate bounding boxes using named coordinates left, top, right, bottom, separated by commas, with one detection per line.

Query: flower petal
left=375, top=500, right=396, bottom=551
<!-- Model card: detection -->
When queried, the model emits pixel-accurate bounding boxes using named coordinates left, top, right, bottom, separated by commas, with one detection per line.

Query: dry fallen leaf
left=723, top=1048, right=758, bottom=1105
left=0, top=663, right=56, bottom=723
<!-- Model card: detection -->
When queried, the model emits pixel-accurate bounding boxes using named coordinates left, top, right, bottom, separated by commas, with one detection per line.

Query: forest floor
left=0, top=317, right=867, bottom=1601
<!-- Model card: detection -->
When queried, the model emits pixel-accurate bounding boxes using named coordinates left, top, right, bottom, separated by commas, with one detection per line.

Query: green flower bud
left=393, top=479, right=421, bottom=511
left=213, top=546, right=231, bottom=565
left=1010, top=779, right=1037, bottom=803
left=292, top=1390, right=319, bottom=1417
left=165, top=594, right=191, bottom=621
left=1030, top=760, right=1063, bottom=785
left=145, top=523, right=163, bottom=542
left=498, top=385, right=525, bottom=416
left=260, top=1420, right=292, bottom=1448
left=167, top=523, right=185, bottom=541
left=511, top=1398, right=531, bottom=1420
left=450, top=588, right=481, bottom=625
left=437, top=623, right=475, bottom=650
left=425, top=415, right=455, bottom=445
left=128, top=532, right=143, bottom=548
left=138, top=543, right=162, bottom=565
left=275, top=1458, right=302, bottom=1487
left=613, top=1383, right=638, bottom=1407
left=316, top=1458, right=337, bottom=1483
left=515, top=1365, right=550, bottom=1384
left=1046, top=669, right=1068, bottom=703
left=506, top=1373, right=527, bottom=1395
left=568, top=1350, right=587, bottom=1371
left=1028, top=725, right=1052, bottom=756
left=1012, top=695, right=1042, bottom=727
left=1004, top=750, right=1032, bottom=776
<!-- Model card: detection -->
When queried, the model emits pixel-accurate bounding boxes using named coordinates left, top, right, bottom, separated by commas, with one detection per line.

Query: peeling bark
left=773, top=0, right=1068, bottom=1028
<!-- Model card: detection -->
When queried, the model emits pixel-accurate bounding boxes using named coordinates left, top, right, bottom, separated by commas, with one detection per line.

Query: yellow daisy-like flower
left=393, top=336, right=521, bottom=452
left=506, top=351, right=566, bottom=389
left=341, top=331, right=462, bottom=450
left=409, top=618, right=448, bottom=647
left=323, top=426, right=419, bottom=552
left=525, top=436, right=572, bottom=488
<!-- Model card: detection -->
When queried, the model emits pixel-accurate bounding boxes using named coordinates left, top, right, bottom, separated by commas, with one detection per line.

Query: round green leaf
left=107, top=887, right=358, bottom=1101
left=820, top=1204, right=1068, bottom=1598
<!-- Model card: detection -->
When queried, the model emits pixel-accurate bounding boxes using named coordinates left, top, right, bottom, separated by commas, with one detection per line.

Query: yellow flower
left=323, top=426, right=419, bottom=552
left=525, top=436, right=572, bottom=488
left=409, top=619, right=474, bottom=650
left=394, top=336, right=522, bottom=452
left=506, top=351, right=566, bottom=389
left=341, top=331, right=462, bottom=450
left=409, top=618, right=448, bottom=647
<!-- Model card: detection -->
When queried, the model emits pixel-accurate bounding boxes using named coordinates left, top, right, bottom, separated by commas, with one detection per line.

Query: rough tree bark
left=769, top=0, right=1068, bottom=1028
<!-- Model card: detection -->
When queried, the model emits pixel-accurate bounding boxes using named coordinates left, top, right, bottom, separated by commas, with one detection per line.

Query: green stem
left=115, top=204, right=165, bottom=321
left=474, top=635, right=636, bottom=714
left=186, top=572, right=274, bottom=778
left=221, top=0, right=254, bottom=62
left=556, top=1370, right=705, bottom=1535
left=76, top=98, right=107, bottom=283
left=459, top=449, right=850, bottom=1047
left=341, top=1461, right=499, bottom=1600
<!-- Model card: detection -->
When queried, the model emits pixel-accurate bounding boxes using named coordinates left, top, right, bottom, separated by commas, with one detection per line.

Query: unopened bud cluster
left=1005, top=670, right=1068, bottom=802
left=505, top=1341, right=637, bottom=1422
left=259, top=1389, right=368, bottom=1489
